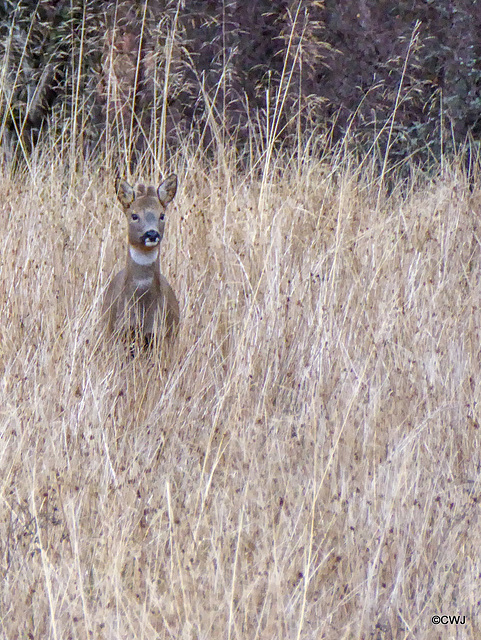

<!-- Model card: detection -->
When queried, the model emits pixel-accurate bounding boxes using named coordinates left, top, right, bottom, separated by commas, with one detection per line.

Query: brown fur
left=103, top=174, right=179, bottom=345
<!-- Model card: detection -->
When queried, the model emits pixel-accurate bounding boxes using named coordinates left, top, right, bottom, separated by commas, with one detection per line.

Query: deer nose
left=142, top=230, right=161, bottom=246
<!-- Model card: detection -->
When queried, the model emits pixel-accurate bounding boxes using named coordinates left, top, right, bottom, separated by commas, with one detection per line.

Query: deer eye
left=159, top=214, right=165, bottom=221
left=131, top=213, right=139, bottom=221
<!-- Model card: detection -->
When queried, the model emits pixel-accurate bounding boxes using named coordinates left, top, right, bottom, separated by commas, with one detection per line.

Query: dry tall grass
left=0, top=137, right=480, bottom=640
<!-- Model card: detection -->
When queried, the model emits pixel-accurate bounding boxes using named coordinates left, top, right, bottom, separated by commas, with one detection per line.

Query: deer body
left=103, top=175, right=179, bottom=345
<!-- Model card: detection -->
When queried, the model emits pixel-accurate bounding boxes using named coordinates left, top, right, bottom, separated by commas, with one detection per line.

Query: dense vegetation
left=1, top=3, right=481, bottom=638
left=1, top=0, right=480, bottom=168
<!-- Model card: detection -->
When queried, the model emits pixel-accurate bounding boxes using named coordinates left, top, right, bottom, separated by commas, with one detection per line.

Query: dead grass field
left=0, top=145, right=480, bottom=640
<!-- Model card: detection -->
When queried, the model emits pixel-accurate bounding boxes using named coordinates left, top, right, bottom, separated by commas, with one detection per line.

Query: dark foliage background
left=1, top=0, right=480, bottom=166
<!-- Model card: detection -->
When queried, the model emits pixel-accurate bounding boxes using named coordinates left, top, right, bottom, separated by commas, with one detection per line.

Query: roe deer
left=103, top=174, right=179, bottom=348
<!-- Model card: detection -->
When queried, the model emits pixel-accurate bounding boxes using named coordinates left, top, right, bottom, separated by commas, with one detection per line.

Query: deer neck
left=127, top=245, right=159, bottom=288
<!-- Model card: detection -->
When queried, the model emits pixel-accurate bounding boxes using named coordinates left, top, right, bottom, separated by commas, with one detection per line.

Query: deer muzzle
left=141, top=230, right=161, bottom=246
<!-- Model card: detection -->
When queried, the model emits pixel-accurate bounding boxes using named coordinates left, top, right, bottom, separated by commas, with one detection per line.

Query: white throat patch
left=129, top=246, right=159, bottom=266
left=135, top=276, right=154, bottom=288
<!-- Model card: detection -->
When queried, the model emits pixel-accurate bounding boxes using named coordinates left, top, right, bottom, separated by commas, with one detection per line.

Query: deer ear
left=116, top=179, right=135, bottom=208
left=157, top=174, right=177, bottom=206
